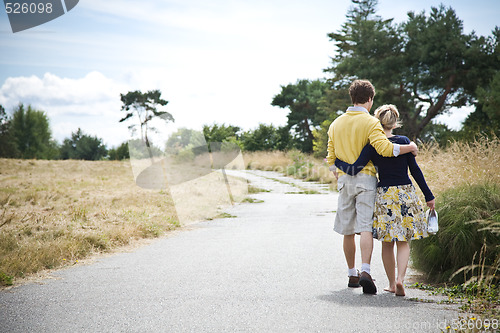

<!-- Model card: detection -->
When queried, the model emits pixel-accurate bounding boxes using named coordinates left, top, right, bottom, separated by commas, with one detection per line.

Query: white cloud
left=0, top=71, right=126, bottom=114
left=0, top=72, right=131, bottom=146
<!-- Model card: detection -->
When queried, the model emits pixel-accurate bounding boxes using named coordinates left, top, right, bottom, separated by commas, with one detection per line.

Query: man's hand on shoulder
left=409, top=141, right=418, bottom=156
left=399, top=141, right=418, bottom=156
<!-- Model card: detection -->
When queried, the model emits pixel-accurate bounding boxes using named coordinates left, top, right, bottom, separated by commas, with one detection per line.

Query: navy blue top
left=334, top=135, right=435, bottom=202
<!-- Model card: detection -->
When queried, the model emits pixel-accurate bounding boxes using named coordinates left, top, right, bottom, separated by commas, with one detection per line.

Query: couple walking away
left=327, top=79, right=435, bottom=296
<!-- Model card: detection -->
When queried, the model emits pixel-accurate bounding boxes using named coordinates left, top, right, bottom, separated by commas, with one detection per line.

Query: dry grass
left=0, top=157, right=249, bottom=286
left=0, top=159, right=179, bottom=285
left=414, top=137, right=500, bottom=195
left=243, top=150, right=293, bottom=172
left=129, top=151, right=248, bottom=224
left=244, top=137, right=500, bottom=199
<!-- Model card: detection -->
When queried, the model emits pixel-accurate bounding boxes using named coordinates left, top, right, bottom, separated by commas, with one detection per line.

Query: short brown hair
left=349, top=79, right=375, bottom=104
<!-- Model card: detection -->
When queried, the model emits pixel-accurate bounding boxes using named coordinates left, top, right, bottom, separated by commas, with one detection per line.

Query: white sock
left=348, top=268, right=357, bottom=277
left=361, top=263, right=370, bottom=275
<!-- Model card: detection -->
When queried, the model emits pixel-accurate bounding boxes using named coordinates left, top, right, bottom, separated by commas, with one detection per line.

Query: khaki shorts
left=334, top=174, right=377, bottom=235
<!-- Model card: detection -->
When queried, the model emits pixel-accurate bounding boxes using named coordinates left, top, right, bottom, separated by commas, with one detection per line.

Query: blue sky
left=0, top=0, right=499, bottom=147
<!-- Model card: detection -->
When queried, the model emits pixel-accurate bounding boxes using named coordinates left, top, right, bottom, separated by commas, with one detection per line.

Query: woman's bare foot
left=384, top=286, right=396, bottom=293
left=395, top=281, right=405, bottom=296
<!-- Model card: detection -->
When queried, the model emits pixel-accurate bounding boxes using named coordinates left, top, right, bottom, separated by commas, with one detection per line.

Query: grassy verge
left=411, top=282, right=499, bottom=319
left=410, top=282, right=499, bottom=330
left=410, top=183, right=500, bottom=284
left=0, top=159, right=179, bottom=286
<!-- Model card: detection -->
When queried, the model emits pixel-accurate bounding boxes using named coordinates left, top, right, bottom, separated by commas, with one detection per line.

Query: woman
left=335, top=104, right=435, bottom=296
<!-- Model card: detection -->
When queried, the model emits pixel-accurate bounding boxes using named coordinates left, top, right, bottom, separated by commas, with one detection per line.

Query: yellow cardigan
left=326, top=110, right=395, bottom=177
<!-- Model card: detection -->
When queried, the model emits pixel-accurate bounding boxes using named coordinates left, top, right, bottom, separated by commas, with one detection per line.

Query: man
left=326, top=79, right=418, bottom=294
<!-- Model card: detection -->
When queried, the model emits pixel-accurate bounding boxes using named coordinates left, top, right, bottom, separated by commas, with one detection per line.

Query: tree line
left=0, top=103, right=127, bottom=160
left=0, top=102, right=296, bottom=161
left=1, top=0, right=498, bottom=160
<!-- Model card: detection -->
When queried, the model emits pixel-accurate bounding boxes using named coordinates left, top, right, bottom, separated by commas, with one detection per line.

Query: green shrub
left=0, top=271, right=13, bottom=286
left=411, top=183, right=500, bottom=284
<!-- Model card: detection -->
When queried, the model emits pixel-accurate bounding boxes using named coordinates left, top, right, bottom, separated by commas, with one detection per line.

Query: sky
left=0, top=0, right=499, bottom=148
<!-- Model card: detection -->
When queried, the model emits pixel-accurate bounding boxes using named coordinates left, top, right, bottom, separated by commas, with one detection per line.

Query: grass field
left=0, top=159, right=181, bottom=286
left=0, top=156, right=251, bottom=286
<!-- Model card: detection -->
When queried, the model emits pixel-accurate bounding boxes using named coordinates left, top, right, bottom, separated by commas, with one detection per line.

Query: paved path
left=0, top=170, right=459, bottom=332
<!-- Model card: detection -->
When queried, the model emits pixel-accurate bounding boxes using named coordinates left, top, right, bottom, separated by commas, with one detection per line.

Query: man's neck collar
left=348, top=106, right=369, bottom=113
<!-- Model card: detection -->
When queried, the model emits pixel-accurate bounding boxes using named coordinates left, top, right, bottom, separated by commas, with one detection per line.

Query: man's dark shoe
left=348, top=274, right=360, bottom=288
left=359, top=271, right=377, bottom=294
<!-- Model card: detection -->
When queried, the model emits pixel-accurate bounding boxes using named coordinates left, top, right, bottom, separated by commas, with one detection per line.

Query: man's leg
left=343, top=234, right=356, bottom=270
left=358, top=231, right=377, bottom=294
left=359, top=231, right=373, bottom=268
left=334, top=176, right=359, bottom=287
left=344, top=234, right=360, bottom=288
left=355, top=179, right=377, bottom=294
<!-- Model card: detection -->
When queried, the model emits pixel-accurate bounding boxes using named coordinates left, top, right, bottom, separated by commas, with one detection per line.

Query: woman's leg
left=395, top=241, right=410, bottom=296
left=381, top=241, right=396, bottom=292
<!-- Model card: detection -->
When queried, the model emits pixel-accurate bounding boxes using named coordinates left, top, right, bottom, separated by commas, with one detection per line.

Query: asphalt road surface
left=0, top=170, right=460, bottom=332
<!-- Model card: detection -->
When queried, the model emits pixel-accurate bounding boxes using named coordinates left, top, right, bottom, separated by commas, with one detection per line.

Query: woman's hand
left=426, top=199, right=435, bottom=210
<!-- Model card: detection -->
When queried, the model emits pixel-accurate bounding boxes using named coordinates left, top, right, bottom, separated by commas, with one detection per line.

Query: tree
left=108, top=142, right=130, bottom=160
left=458, top=27, right=500, bottom=140
left=202, top=124, right=240, bottom=144
left=271, top=79, right=329, bottom=152
left=119, top=90, right=174, bottom=157
left=312, top=115, right=338, bottom=158
left=401, top=6, right=493, bottom=138
left=458, top=71, right=500, bottom=139
left=60, top=128, right=107, bottom=160
left=165, top=127, right=206, bottom=156
left=324, top=0, right=499, bottom=139
left=475, top=71, right=500, bottom=135
left=0, top=105, right=19, bottom=158
left=273, top=125, right=294, bottom=151
left=127, top=138, right=163, bottom=160
left=324, top=0, right=402, bottom=114
left=10, top=104, right=59, bottom=159
left=240, top=124, right=292, bottom=151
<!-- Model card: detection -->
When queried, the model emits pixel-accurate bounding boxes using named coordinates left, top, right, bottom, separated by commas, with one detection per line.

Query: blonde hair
left=374, top=104, right=402, bottom=131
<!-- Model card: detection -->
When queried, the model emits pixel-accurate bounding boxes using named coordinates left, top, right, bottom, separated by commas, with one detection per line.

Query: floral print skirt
left=373, top=184, right=428, bottom=242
